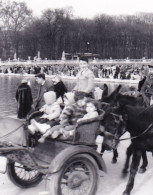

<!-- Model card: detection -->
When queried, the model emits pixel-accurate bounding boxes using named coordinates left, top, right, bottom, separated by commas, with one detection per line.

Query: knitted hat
left=64, top=92, right=75, bottom=104
left=44, top=91, right=56, bottom=105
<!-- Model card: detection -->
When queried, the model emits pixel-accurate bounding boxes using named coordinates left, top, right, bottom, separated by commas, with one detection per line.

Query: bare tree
left=0, top=0, right=32, bottom=59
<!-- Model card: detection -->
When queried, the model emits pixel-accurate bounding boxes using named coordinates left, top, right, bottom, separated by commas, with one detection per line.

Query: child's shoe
left=28, top=124, right=37, bottom=134
left=32, top=121, right=50, bottom=134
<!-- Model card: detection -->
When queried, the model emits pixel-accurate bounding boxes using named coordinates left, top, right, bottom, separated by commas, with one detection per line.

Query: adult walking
left=33, top=73, right=54, bottom=110
left=16, top=79, right=33, bottom=119
left=73, top=60, right=95, bottom=97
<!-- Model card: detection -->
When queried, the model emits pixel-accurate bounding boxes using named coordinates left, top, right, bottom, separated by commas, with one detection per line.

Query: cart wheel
left=7, top=161, right=43, bottom=188
left=49, top=154, right=98, bottom=195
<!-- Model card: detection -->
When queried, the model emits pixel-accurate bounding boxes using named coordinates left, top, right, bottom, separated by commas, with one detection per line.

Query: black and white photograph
left=0, top=0, right=153, bottom=194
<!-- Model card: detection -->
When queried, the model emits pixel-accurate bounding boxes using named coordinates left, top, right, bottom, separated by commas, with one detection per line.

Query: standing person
left=140, top=73, right=153, bottom=106
left=52, top=75, right=67, bottom=102
left=16, top=79, right=33, bottom=119
left=73, top=60, right=95, bottom=97
left=33, top=73, right=54, bottom=110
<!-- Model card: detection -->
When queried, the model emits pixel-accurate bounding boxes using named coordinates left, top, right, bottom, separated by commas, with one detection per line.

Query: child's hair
left=74, top=91, right=88, bottom=102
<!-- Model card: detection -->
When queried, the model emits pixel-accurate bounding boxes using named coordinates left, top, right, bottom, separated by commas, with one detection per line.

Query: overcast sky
left=14, top=0, right=153, bottom=18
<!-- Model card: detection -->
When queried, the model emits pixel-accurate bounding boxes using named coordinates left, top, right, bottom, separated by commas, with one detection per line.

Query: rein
left=119, top=123, right=153, bottom=141
left=0, top=124, right=24, bottom=140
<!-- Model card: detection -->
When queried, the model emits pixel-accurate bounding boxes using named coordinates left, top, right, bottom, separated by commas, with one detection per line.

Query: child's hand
left=61, top=129, right=70, bottom=138
left=40, top=114, right=48, bottom=119
left=39, top=107, right=45, bottom=112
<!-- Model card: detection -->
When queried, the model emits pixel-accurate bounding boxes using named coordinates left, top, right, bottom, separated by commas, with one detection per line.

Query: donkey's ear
left=102, top=84, right=108, bottom=97
left=109, top=84, right=122, bottom=98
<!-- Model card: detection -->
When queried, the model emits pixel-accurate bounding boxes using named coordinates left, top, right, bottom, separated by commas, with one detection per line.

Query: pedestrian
left=16, top=79, right=33, bottom=119
left=140, top=73, right=153, bottom=106
left=33, top=73, right=54, bottom=110
left=73, top=60, right=95, bottom=97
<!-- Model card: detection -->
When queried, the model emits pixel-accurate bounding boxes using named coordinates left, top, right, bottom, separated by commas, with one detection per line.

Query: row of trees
left=1, top=0, right=153, bottom=60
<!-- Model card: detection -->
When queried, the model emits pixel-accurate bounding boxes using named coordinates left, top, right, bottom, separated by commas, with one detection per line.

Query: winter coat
left=74, top=68, right=95, bottom=93
left=54, top=81, right=67, bottom=101
left=34, top=81, right=54, bottom=110
left=59, top=103, right=86, bottom=127
left=16, top=83, right=33, bottom=119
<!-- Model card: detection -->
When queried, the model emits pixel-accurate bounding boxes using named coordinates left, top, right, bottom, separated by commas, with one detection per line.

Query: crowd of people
left=0, top=62, right=150, bottom=80
left=14, top=60, right=153, bottom=145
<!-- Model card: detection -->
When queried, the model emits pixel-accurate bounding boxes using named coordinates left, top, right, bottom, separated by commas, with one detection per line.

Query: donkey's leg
left=122, top=144, right=133, bottom=176
left=100, top=143, right=106, bottom=156
left=123, top=150, right=141, bottom=195
left=139, top=151, right=148, bottom=173
left=112, top=149, right=118, bottom=163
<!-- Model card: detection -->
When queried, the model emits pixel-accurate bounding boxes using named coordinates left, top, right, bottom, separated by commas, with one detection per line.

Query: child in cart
left=28, top=91, right=61, bottom=134
left=38, top=93, right=102, bottom=143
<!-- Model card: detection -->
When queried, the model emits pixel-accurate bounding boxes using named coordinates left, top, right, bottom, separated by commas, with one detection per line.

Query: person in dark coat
left=34, top=73, right=54, bottom=110
left=52, top=75, right=67, bottom=102
left=16, top=79, right=33, bottom=119
left=140, top=73, right=153, bottom=106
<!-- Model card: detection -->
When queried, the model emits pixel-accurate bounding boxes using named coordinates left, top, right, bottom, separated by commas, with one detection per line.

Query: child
left=60, top=99, right=103, bottom=138
left=38, top=91, right=87, bottom=143
left=28, top=91, right=61, bottom=134
left=77, top=99, right=99, bottom=122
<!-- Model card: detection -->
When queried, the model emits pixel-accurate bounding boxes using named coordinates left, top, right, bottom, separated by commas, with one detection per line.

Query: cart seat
left=57, top=114, right=103, bottom=146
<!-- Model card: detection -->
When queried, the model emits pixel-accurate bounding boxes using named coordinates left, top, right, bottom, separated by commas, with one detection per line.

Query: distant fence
left=0, top=58, right=153, bottom=66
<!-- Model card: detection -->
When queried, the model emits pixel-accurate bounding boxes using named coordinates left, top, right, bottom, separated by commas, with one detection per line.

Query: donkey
left=101, top=84, right=148, bottom=177
left=99, top=84, right=122, bottom=163
left=103, top=104, right=153, bottom=195
left=100, top=84, right=147, bottom=165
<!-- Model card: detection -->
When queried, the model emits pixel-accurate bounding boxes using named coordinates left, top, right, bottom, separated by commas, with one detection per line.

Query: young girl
left=77, top=100, right=99, bottom=122
left=28, top=91, right=61, bottom=134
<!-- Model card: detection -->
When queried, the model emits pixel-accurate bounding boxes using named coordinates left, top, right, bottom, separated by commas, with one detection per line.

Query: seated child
left=77, top=99, right=100, bottom=122
left=60, top=99, right=103, bottom=138
left=28, top=91, right=61, bottom=134
left=38, top=91, right=87, bottom=143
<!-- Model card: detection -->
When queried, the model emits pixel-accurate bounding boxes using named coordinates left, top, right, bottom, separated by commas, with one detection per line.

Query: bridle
left=119, top=122, right=153, bottom=141
left=101, top=112, right=127, bottom=148
left=104, top=121, right=153, bottom=142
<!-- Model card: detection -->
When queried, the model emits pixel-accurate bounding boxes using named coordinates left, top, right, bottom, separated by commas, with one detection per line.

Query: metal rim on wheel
left=52, top=154, right=98, bottom=195
left=7, top=161, right=43, bottom=188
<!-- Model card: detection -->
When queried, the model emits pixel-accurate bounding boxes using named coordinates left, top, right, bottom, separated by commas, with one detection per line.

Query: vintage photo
left=0, top=0, right=153, bottom=194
